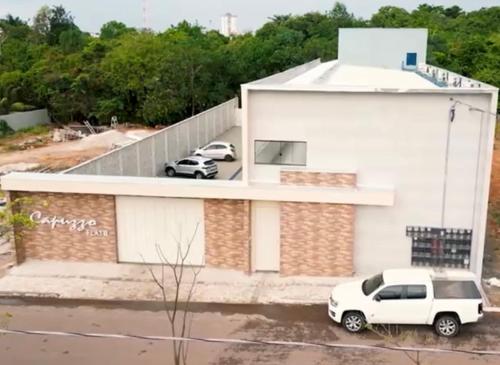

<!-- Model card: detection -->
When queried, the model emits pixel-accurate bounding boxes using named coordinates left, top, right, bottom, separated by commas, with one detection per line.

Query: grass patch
left=14, top=124, right=51, bottom=136
left=0, top=124, right=51, bottom=145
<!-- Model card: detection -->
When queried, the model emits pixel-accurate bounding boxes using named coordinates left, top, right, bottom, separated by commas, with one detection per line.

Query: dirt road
left=0, top=299, right=499, bottom=365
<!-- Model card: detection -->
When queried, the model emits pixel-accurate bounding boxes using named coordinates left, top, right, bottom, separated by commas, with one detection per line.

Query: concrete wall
left=247, top=89, right=495, bottom=275
left=0, top=109, right=50, bottom=131
left=66, top=98, right=238, bottom=177
left=339, top=28, right=428, bottom=69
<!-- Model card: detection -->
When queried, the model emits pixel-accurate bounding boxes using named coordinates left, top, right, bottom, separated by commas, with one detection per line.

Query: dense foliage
left=0, top=3, right=498, bottom=125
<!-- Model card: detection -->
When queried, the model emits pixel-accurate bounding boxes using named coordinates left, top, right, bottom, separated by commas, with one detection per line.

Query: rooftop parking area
left=64, top=98, right=241, bottom=180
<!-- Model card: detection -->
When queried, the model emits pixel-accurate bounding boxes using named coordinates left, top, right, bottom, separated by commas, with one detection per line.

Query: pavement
left=0, top=260, right=343, bottom=304
left=1, top=299, right=500, bottom=365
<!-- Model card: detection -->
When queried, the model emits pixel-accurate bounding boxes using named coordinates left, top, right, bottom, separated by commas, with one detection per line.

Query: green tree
left=100, top=21, right=134, bottom=40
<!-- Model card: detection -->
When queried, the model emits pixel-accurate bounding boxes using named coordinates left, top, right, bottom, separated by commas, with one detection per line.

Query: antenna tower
left=142, top=0, right=150, bottom=30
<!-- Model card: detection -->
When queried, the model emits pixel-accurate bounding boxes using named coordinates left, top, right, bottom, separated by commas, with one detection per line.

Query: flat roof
left=244, top=59, right=497, bottom=93
left=285, top=61, right=438, bottom=89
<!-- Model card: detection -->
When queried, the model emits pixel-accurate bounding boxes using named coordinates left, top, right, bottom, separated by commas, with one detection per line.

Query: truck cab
left=328, top=269, right=483, bottom=337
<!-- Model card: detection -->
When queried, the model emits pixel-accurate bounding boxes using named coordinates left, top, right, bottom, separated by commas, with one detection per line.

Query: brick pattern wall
left=204, top=199, right=250, bottom=272
left=281, top=170, right=356, bottom=188
left=280, top=171, right=356, bottom=276
left=11, top=192, right=117, bottom=263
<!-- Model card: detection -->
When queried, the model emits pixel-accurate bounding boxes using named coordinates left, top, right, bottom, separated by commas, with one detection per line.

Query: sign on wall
left=29, top=210, right=109, bottom=237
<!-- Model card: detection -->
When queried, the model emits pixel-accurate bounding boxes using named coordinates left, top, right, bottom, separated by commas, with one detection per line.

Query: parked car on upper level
left=328, top=269, right=483, bottom=337
left=165, top=156, right=218, bottom=179
left=194, top=141, right=236, bottom=161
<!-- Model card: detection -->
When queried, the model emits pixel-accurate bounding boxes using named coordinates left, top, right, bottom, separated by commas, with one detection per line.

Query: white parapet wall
left=65, top=98, right=239, bottom=177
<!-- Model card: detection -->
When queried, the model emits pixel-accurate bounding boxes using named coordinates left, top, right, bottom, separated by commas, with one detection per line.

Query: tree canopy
left=0, top=3, right=498, bottom=124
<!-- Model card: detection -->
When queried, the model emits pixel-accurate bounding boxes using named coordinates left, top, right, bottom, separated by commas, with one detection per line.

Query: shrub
left=0, top=119, right=14, bottom=137
left=9, top=102, right=37, bottom=112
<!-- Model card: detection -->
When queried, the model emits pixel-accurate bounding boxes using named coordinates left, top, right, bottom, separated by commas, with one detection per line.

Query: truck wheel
left=435, top=315, right=460, bottom=337
left=166, top=168, right=176, bottom=177
left=194, top=172, right=204, bottom=179
left=342, top=312, right=365, bottom=333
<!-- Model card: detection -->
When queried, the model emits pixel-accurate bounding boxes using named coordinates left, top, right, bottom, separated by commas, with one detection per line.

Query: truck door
left=369, top=285, right=432, bottom=324
left=368, top=285, right=404, bottom=324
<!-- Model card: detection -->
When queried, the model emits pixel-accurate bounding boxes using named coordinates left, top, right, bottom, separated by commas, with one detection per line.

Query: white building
left=3, top=29, right=498, bottom=280
left=220, top=13, right=238, bottom=37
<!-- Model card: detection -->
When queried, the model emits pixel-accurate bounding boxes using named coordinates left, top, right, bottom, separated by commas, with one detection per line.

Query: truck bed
left=432, top=280, right=482, bottom=299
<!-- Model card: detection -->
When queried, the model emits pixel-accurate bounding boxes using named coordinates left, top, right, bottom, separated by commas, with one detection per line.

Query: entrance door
left=252, top=201, right=280, bottom=272
left=116, top=196, right=205, bottom=265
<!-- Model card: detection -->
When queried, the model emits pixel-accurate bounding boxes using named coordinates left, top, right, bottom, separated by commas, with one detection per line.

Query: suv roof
left=183, top=156, right=214, bottom=163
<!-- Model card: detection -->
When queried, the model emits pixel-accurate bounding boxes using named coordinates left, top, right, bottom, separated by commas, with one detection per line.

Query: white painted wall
left=116, top=196, right=205, bottom=265
left=338, top=28, right=428, bottom=69
left=251, top=201, right=280, bottom=271
left=247, top=90, right=494, bottom=275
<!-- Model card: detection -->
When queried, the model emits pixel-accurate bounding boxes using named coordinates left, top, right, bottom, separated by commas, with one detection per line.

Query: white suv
left=194, top=141, right=236, bottom=161
left=165, top=156, right=218, bottom=179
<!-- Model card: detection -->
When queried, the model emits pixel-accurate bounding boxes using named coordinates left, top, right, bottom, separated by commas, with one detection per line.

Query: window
left=377, top=285, right=403, bottom=300
left=255, top=140, right=306, bottom=166
left=406, top=52, right=417, bottom=66
left=204, top=160, right=215, bottom=166
left=362, top=273, right=384, bottom=296
left=204, top=145, right=217, bottom=150
left=215, top=145, right=227, bottom=150
left=406, top=285, right=427, bottom=299
left=178, top=159, right=190, bottom=165
left=189, top=160, right=199, bottom=166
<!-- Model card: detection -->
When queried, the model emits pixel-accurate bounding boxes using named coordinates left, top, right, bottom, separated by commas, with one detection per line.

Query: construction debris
left=0, top=162, right=40, bottom=175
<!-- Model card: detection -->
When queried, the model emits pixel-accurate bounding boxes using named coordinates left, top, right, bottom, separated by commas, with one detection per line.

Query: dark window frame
left=254, top=139, right=307, bottom=166
left=377, top=285, right=404, bottom=301
left=405, top=285, right=427, bottom=300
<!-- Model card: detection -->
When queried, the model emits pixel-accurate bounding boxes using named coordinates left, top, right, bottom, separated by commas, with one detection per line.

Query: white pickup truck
left=328, top=269, right=483, bottom=337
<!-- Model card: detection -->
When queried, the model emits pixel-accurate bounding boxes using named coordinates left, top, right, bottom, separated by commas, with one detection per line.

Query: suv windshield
left=204, top=160, right=215, bottom=166
left=362, top=273, right=384, bottom=296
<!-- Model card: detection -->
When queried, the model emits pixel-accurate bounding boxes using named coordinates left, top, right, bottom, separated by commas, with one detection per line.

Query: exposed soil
left=483, top=123, right=500, bottom=305
left=0, top=126, right=154, bottom=172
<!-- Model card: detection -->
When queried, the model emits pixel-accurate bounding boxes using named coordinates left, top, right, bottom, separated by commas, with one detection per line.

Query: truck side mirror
left=374, top=295, right=381, bottom=302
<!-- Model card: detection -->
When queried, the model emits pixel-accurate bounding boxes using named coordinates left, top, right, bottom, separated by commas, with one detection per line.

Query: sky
left=1, top=0, right=499, bottom=33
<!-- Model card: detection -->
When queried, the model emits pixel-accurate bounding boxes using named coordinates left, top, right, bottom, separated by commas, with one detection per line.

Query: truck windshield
left=362, top=273, right=384, bottom=295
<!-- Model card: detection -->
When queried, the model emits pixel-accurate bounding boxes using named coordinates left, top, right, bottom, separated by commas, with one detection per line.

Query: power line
left=450, top=98, right=499, bottom=118
left=1, top=328, right=500, bottom=357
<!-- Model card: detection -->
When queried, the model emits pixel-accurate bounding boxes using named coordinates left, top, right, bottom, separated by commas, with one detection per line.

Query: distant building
left=220, top=13, right=238, bottom=37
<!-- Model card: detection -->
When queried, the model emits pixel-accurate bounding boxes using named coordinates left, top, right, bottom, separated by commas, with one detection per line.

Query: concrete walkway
left=0, top=261, right=344, bottom=304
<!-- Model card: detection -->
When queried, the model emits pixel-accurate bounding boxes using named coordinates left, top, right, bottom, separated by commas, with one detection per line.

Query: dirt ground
left=0, top=125, right=154, bottom=172
left=1, top=300, right=499, bottom=365
left=483, top=124, right=500, bottom=305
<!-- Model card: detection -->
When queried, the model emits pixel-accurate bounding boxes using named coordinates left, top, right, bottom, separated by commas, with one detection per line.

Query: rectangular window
left=406, top=52, right=417, bottom=66
left=406, top=226, right=472, bottom=269
left=378, top=285, right=403, bottom=300
left=405, top=285, right=427, bottom=299
left=254, top=140, right=306, bottom=166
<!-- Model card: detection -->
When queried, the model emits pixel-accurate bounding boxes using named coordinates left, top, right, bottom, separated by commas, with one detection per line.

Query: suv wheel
left=435, top=315, right=460, bottom=337
left=166, top=168, right=176, bottom=177
left=224, top=154, right=234, bottom=162
left=194, top=171, right=204, bottom=179
left=342, top=312, right=365, bottom=333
